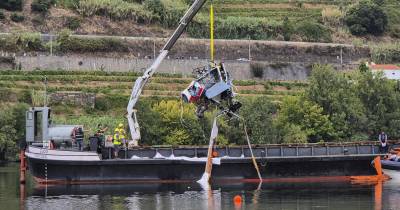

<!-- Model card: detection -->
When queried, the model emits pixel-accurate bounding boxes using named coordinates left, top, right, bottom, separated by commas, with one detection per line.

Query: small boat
left=381, top=159, right=400, bottom=181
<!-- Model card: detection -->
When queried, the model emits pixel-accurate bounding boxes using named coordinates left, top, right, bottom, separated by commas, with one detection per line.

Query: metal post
left=43, top=76, right=48, bottom=106
left=153, top=39, right=156, bottom=59
left=340, top=48, right=343, bottom=65
left=50, top=34, right=53, bottom=56
left=248, top=37, right=251, bottom=61
left=19, top=150, right=26, bottom=184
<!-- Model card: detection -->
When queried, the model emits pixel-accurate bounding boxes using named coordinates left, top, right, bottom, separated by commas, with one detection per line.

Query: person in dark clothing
left=72, top=127, right=85, bottom=151
left=96, top=124, right=108, bottom=142
left=378, top=131, right=388, bottom=154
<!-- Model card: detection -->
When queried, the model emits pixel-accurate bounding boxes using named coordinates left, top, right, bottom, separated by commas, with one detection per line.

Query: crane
left=127, top=0, right=208, bottom=145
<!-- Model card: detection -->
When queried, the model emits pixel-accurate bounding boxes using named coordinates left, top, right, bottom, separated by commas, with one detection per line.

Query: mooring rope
left=243, top=121, right=262, bottom=181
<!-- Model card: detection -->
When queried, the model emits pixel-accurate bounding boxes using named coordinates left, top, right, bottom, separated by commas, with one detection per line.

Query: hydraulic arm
left=127, top=0, right=207, bottom=144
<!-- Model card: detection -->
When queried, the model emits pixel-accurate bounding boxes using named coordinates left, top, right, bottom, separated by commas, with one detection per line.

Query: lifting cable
left=201, top=111, right=263, bottom=183
left=210, top=0, right=214, bottom=62
left=230, top=112, right=262, bottom=181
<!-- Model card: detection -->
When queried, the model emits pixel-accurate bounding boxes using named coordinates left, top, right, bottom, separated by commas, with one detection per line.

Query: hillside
left=0, top=0, right=399, bottom=44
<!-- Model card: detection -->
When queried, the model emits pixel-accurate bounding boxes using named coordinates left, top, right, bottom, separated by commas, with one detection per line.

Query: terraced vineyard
left=6, top=0, right=399, bottom=43
left=209, top=0, right=354, bottom=22
left=0, top=70, right=307, bottom=104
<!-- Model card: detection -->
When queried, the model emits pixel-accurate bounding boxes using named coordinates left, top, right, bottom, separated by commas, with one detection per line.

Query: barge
left=23, top=107, right=389, bottom=184
left=26, top=143, right=383, bottom=184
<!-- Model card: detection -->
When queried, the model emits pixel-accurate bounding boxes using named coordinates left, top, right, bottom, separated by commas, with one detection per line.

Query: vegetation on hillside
left=1, top=0, right=400, bottom=43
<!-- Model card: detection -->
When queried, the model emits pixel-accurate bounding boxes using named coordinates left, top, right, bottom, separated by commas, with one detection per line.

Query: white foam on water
left=197, top=172, right=210, bottom=187
left=130, top=155, right=145, bottom=159
left=153, top=152, right=165, bottom=159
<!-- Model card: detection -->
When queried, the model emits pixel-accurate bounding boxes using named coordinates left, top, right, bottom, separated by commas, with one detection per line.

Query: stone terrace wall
left=1, top=37, right=371, bottom=81
left=66, top=37, right=370, bottom=65
left=50, top=92, right=95, bottom=107
left=16, top=56, right=358, bottom=81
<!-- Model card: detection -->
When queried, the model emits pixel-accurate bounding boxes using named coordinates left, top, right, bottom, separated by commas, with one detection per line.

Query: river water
left=1, top=162, right=399, bottom=210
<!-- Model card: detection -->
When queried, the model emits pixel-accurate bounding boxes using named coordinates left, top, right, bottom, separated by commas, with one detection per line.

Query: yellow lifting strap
left=209, top=2, right=214, bottom=62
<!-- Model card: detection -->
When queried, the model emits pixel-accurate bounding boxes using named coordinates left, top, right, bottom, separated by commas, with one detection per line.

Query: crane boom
left=127, top=0, right=207, bottom=144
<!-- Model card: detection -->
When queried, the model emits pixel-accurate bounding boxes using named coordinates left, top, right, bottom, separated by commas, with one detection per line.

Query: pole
left=210, top=2, right=214, bottom=62
left=197, top=116, right=219, bottom=185
left=43, top=76, right=48, bottom=106
left=153, top=39, right=156, bottom=59
left=248, top=37, right=251, bottom=61
left=50, top=34, right=53, bottom=56
left=19, top=149, right=26, bottom=184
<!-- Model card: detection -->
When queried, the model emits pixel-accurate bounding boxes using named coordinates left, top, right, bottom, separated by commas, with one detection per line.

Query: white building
left=369, top=63, right=400, bottom=80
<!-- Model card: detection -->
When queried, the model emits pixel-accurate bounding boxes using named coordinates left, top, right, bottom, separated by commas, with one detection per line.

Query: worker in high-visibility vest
left=113, top=123, right=126, bottom=158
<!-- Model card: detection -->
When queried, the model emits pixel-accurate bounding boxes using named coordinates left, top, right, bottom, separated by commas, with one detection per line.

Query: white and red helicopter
left=181, top=63, right=242, bottom=118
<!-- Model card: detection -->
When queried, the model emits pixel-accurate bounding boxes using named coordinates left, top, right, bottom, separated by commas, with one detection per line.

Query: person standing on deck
left=113, top=123, right=126, bottom=158
left=71, top=127, right=84, bottom=151
left=378, top=131, right=388, bottom=153
left=96, top=124, right=108, bottom=142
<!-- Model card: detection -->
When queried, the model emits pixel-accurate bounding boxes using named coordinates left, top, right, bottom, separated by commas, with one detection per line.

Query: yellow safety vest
left=113, top=128, right=125, bottom=145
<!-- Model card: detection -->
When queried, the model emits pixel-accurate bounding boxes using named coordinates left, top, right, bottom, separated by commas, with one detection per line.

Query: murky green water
left=1, top=162, right=400, bottom=210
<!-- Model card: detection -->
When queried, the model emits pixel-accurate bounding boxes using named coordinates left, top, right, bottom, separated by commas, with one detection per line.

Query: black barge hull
left=25, top=145, right=381, bottom=184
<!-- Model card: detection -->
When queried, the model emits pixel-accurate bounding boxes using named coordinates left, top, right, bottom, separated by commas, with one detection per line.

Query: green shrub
left=144, top=0, right=164, bottom=22
left=250, top=62, right=264, bottom=78
left=0, top=32, right=44, bottom=52
left=0, top=10, right=5, bottom=20
left=358, top=62, right=369, bottom=73
left=65, top=16, right=81, bottom=30
left=10, top=13, right=24, bottom=22
left=295, top=21, right=331, bottom=42
left=57, top=0, right=79, bottom=8
left=282, top=17, right=293, bottom=41
left=95, top=96, right=111, bottom=111
left=31, top=0, right=55, bottom=13
left=345, top=1, right=388, bottom=36
left=0, top=0, right=23, bottom=11
left=188, top=15, right=281, bottom=40
left=371, top=42, right=400, bottom=63
left=77, top=0, right=154, bottom=23
left=160, top=0, right=187, bottom=27
left=31, top=15, right=45, bottom=25
left=56, top=29, right=128, bottom=53
left=389, top=25, right=400, bottom=38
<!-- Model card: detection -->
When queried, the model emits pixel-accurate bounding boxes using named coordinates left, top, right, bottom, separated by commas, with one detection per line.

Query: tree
left=281, top=124, right=307, bottom=144
left=306, top=65, right=366, bottom=140
left=0, top=103, right=28, bottom=160
left=354, top=70, right=400, bottom=138
left=150, top=100, right=207, bottom=145
left=237, top=97, right=278, bottom=144
left=282, top=17, right=293, bottom=41
left=345, top=1, right=388, bottom=36
left=358, top=62, right=369, bottom=73
left=295, top=21, right=332, bottom=42
left=276, top=96, right=335, bottom=142
left=0, top=0, right=23, bottom=11
left=144, top=0, right=165, bottom=23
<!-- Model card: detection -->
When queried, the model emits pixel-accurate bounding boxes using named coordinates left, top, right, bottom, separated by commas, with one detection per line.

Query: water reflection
left=2, top=163, right=400, bottom=210
left=27, top=181, right=390, bottom=210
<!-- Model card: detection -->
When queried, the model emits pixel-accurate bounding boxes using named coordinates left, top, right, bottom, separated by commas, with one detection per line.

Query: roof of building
left=370, top=64, right=400, bottom=70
